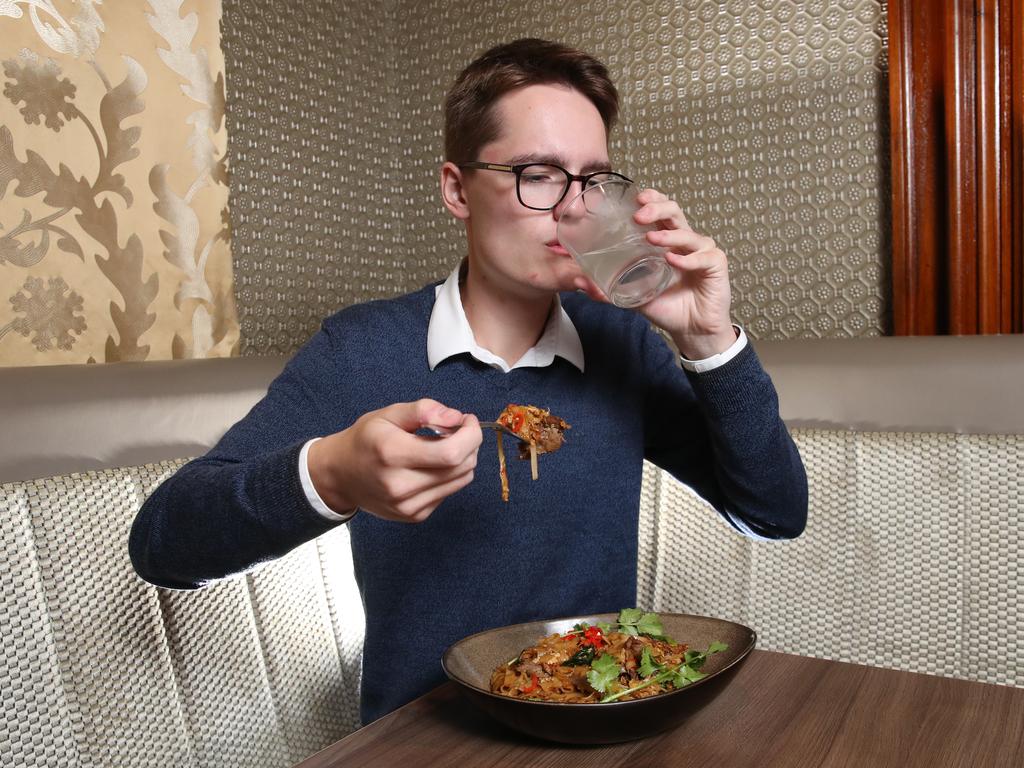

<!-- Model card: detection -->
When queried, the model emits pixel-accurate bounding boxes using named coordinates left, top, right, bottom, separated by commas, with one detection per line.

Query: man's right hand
left=307, top=399, right=482, bottom=523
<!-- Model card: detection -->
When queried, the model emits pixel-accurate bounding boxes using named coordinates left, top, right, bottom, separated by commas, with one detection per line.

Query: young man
left=130, top=38, right=807, bottom=724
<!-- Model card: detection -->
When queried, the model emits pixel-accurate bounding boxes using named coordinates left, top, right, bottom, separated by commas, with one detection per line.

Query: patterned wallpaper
left=223, top=0, right=889, bottom=355
left=0, top=0, right=237, bottom=366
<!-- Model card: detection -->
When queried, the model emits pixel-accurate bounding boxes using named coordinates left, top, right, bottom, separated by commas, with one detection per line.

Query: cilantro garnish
left=638, top=646, right=660, bottom=678
left=587, top=653, right=623, bottom=694
left=554, top=610, right=728, bottom=703
left=597, top=609, right=671, bottom=641
left=599, top=640, right=728, bottom=703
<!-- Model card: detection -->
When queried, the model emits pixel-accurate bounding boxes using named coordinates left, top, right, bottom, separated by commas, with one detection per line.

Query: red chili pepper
left=520, top=673, right=539, bottom=694
left=511, top=412, right=525, bottom=433
left=580, top=626, right=606, bottom=649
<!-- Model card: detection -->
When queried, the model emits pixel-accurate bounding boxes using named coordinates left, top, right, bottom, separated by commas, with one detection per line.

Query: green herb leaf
left=617, top=608, right=643, bottom=625
left=669, top=667, right=691, bottom=688
left=682, top=666, right=708, bottom=682
left=587, top=653, right=622, bottom=694
left=599, top=640, right=727, bottom=703
left=684, top=649, right=707, bottom=670
left=636, top=612, right=664, bottom=637
left=639, top=646, right=661, bottom=678
left=562, top=646, right=596, bottom=667
left=612, top=608, right=666, bottom=639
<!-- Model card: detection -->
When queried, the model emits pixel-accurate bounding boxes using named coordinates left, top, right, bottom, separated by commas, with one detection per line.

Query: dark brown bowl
left=441, top=612, right=755, bottom=744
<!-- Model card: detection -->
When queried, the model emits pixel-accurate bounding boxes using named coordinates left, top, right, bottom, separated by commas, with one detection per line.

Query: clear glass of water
left=556, top=178, right=674, bottom=308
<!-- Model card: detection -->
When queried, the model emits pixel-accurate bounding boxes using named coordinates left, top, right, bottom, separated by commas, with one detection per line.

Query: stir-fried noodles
left=493, top=404, right=570, bottom=501
left=490, top=623, right=692, bottom=703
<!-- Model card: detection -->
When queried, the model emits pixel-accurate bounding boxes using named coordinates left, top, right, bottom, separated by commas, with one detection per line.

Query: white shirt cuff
left=299, top=438, right=357, bottom=522
left=679, top=325, right=748, bottom=373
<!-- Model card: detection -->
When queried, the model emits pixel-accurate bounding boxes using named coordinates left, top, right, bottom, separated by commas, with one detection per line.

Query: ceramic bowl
left=441, top=612, right=756, bottom=744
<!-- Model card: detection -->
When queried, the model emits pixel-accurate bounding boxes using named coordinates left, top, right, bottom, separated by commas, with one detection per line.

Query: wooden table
left=295, top=650, right=1024, bottom=767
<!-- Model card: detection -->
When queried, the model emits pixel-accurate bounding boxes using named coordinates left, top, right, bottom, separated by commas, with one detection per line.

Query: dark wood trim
left=888, top=0, right=1023, bottom=334
left=1012, top=0, right=1024, bottom=329
left=947, top=0, right=977, bottom=332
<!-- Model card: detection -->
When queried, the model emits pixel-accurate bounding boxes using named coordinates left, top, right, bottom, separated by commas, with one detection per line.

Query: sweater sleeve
left=128, top=328, right=348, bottom=590
left=642, top=328, right=807, bottom=540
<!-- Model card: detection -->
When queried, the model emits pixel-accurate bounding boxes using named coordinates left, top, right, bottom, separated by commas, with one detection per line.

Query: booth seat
left=639, top=335, right=1024, bottom=691
left=2, top=335, right=1022, bottom=767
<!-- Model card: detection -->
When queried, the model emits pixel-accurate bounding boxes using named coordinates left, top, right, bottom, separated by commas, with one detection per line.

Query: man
left=130, top=38, right=807, bottom=724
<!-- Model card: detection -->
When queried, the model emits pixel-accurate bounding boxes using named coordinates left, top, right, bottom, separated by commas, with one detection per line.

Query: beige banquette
left=2, top=335, right=1022, bottom=766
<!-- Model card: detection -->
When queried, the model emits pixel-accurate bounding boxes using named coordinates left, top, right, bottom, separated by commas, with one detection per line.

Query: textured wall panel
left=221, top=0, right=408, bottom=355
left=224, top=0, right=889, bottom=356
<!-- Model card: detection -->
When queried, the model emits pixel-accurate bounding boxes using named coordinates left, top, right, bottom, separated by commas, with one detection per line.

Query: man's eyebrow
left=507, top=153, right=613, bottom=174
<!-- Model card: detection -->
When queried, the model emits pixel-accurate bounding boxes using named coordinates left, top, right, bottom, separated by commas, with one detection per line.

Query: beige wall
left=225, top=0, right=889, bottom=355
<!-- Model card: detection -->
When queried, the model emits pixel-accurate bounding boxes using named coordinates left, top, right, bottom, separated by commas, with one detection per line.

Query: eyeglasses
left=458, top=161, right=632, bottom=211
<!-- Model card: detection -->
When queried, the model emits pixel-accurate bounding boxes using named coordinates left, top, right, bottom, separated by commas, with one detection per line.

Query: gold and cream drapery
left=0, top=0, right=238, bottom=365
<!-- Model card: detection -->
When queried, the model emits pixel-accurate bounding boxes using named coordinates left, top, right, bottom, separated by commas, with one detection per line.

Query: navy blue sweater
left=129, top=284, right=806, bottom=723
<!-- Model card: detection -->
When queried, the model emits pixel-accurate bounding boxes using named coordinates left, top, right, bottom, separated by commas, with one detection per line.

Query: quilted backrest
left=637, top=430, right=1024, bottom=687
left=637, top=334, right=1024, bottom=688
left=1, top=462, right=364, bottom=767
left=3, top=335, right=1022, bottom=765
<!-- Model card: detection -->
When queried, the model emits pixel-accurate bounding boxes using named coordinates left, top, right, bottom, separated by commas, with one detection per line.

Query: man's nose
left=552, top=180, right=585, bottom=220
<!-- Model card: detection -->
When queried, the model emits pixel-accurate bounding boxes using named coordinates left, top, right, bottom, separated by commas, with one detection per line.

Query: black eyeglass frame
left=458, top=161, right=633, bottom=211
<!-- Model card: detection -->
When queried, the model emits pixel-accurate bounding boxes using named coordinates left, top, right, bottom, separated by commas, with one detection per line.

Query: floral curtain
left=0, top=0, right=238, bottom=365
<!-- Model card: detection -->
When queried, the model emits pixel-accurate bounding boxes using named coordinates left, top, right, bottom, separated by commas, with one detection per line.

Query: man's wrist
left=679, top=325, right=747, bottom=373
left=674, top=325, right=739, bottom=361
left=300, top=438, right=357, bottom=522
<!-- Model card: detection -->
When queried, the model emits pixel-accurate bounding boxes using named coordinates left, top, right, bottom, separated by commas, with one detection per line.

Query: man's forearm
left=128, top=445, right=341, bottom=589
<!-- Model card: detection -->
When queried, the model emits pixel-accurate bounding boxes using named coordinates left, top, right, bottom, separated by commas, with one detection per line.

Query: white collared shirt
left=300, top=263, right=747, bottom=520
left=426, top=263, right=585, bottom=373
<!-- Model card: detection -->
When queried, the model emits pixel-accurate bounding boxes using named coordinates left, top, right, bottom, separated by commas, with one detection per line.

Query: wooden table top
left=295, top=650, right=1024, bottom=768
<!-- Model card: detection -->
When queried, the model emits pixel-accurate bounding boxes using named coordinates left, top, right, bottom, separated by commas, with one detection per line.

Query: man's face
left=459, top=83, right=611, bottom=299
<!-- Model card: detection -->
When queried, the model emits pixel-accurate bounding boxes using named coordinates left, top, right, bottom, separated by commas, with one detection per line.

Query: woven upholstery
left=3, top=428, right=1022, bottom=766
left=1, top=461, right=363, bottom=768
left=1, top=484, right=82, bottom=766
left=638, top=429, right=1024, bottom=687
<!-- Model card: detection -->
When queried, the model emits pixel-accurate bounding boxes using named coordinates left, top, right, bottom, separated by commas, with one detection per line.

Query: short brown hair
left=443, top=38, right=619, bottom=163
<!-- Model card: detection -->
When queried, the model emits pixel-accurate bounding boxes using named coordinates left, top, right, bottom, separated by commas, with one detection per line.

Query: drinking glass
left=556, top=179, right=674, bottom=308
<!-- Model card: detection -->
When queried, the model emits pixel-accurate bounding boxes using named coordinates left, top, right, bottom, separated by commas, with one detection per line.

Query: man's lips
left=546, top=240, right=571, bottom=257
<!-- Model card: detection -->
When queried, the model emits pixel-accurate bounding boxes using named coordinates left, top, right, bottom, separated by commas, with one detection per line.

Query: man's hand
left=573, top=188, right=736, bottom=360
left=307, top=399, right=482, bottom=523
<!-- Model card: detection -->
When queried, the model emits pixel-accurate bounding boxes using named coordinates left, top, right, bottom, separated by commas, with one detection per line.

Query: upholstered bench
left=640, top=335, right=1024, bottom=688
left=2, top=335, right=1021, bottom=766
left=1, top=358, right=365, bottom=766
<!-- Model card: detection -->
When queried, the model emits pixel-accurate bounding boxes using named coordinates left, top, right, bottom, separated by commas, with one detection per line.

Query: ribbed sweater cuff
left=681, top=342, right=773, bottom=419
left=249, top=441, right=344, bottom=544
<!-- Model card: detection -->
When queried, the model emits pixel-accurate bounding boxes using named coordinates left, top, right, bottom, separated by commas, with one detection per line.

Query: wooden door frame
left=888, top=0, right=1023, bottom=334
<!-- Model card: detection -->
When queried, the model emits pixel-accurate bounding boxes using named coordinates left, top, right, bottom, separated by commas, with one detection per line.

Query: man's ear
left=440, top=162, right=470, bottom=220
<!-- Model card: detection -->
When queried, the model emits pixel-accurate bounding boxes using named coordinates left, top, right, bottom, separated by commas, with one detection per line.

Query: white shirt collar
left=426, top=263, right=585, bottom=373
